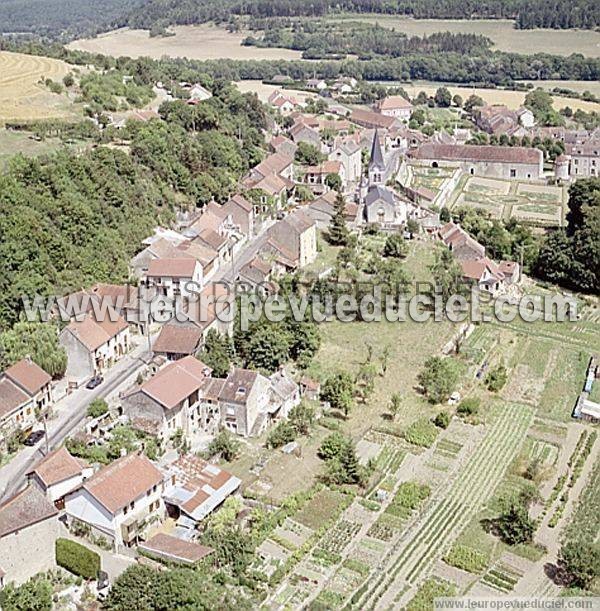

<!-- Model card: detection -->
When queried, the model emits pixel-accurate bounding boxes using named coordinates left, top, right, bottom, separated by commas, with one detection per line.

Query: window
left=510, top=169, right=516, bottom=178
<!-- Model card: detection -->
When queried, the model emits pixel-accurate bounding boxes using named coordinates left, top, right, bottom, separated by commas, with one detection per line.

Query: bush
left=404, top=419, right=439, bottom=448
left=485, top=364, right=507, bottom=392
left=457, top=397, right=480, bottom=416
left=433, top=411, right=451, bottom=429
left=55, top=538, right=101, bottom=580
left=266, top=420, right=296, bottom=449
left=87, top=399, right=108, bottom=419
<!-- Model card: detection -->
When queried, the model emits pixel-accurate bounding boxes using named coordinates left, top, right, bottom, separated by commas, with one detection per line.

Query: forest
left=0, top=0, right=598, bottom=40
left=0, top=82, right=267, bottom=330
left=243, top=22, right=492, bottom=60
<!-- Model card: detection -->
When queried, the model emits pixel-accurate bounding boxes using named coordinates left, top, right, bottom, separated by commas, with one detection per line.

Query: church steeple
left=368, top=129, right=385, bottom=186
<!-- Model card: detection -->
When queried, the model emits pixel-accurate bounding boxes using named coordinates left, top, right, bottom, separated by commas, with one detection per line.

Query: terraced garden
left=357, top=401, right=534, bottom=608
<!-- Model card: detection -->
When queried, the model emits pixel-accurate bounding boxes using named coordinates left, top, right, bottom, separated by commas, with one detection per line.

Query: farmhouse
left=375, top=95, right=413, bottom=121
left=563, top=134, right=600, bottom=178
left=474, top=104, right=534, bottom=136
left=289, top=121, right=321, bottom=148
left=410, top=144, right=543, bottom=180
left=0, top=485, right=60, bottom=586
left=300, top=160, right=347, bottom=193
left=268, top=90, right=300, bottom=114
left=63, top=452, right=165, bottom=549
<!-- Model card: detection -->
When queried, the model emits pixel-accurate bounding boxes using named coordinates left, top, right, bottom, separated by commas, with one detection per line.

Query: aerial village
left=0, top=74, right=598, bottom=609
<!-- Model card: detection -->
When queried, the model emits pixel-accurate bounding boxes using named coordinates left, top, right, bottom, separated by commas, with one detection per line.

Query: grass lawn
left=294, top=488, right=349, bottom=530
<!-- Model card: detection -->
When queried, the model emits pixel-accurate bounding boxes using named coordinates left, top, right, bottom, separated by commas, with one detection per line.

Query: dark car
left=24, top=430, right=45, bottom=446
left=86, top=375, right=104, bottom=390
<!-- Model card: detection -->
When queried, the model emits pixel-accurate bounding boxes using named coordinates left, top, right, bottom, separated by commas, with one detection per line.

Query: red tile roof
left=147, top=257, right=198, bottom=278
left=80, top=453, right=163, bottom=514
left=28, top=447, right=88, bottom=488
left=5, top=358, right=51, bottom=396
left=140, top=533, right=213, bottom=564
left=0, top=485, right=58, bottom=538
left=141, top=356, right=211, bottom=410
left=152, top=323, right=204, bottom=356
left=65, top=312, right=128, bottom=352
left=376, top=95, right=413, bottom=111
left=0, top=378, right=30, bottom=420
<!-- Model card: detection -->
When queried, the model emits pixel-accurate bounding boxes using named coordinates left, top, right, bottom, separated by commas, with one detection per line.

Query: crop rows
left=358, top=402, right=533, bottom=608
left=435, top=439, right=463, bottom=459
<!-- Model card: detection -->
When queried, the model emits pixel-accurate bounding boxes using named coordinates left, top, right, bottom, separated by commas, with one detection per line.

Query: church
left=362, top=130, right=409, bottom=227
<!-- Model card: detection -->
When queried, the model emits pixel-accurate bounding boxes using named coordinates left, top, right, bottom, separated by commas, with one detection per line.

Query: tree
left=199, top=329, right=232, bottom=377
left=286, top=319, right=321, bottom=368
left=325, top=172, right=342, bottom=191
left=417, top=356, right=460, bottom=404
left=318, top=431, right=349, bottom=461
left=0, top=577, right=52, bottom=611
left=388, top=392, right=402, bottom=420
left=434, top=87, right=452, bottom=107
left=452, top=94, right=463, bottom=108
left=87, top=398, right=108, bottom=419
left=524, top=88, right=564, bottom=126
left=382, top=233, right=408, bottom=258
left=327, top=190, right=350, bottom=246
left=0, top=322, right=66, bottom=378
left=244, top=321, right=291, bottom=373
left=485, top=363, right=507, bottom=392
left=207, top=430, right=240, bottom=461
left=266, top=419, right=296, bottom=448
left=288, top=401, right=314, bottom=435
left=295, top=142, right=324, bottom=165
left=495, top=502, right=535, bottom=545
left=319, top=432, right=365, bottom=485
left=559, top=540, right=600, bottom=589
left=464, top=94, right=485, bottom=113
left=429, top=244, right=465, bottom=302
left=321, top=371, right=355, bottom=416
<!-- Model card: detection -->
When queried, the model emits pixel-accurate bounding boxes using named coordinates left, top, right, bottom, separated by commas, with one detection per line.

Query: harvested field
left=0, top=52, right=78, bottom=123
left=68, top=25, right=303, bottom=61
left=234, top=80, right=316, bottom=104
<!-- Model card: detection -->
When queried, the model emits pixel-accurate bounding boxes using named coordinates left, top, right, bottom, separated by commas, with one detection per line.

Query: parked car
left=23, top=430, right=45, bottom=446
left=86, top=375, right=104, bottom=390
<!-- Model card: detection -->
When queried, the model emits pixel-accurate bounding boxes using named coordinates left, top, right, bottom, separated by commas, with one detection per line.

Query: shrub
left=457, top=397, right=480, bottom=416
left=56, top=538, right=101, bottom=580
left=433, top=411, right=451, bottom=429
left=404, top=419, right=439, bottom=448
left=485, top=364, right=507, bottom=392
left=87, top=399, right=108, bottom=419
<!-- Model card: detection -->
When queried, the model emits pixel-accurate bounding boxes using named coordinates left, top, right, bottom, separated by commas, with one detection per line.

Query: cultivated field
left=402, top=82, right=600, bottom=113
left=67, top=25, right=303, bottom=61
left=0, top=52, right=79, bottom=124
left=516, top=80, right=600, bottom=97
left=334, top=15, right=600, bottom=58
left=449, top=175, right=566, bottom=227
left=234, top=80, right=316, bottom=104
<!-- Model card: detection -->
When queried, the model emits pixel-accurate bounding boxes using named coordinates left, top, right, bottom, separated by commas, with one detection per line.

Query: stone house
left=328, top=141, right=362, bottom=184
left=266, top=208, right=318, bottom=268
left=63, top=452, right=165, bottom=549
left=0, top=486, right=61, bottom=586
left=0, top=358, right=53, bottom=445
left=59, top=313, right=130, bottom=386
left=375, top=95, right=413, bottom=121
left=144, top=257, right=204, bottom=300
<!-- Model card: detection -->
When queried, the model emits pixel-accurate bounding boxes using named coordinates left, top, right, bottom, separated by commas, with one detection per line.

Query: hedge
left=56, top=538, right=101, bottom=580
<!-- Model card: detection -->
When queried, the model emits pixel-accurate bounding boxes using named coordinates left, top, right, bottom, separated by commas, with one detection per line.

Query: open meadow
left=333, top=15, right=600, bottom=58
left=67, top=25, right=303, bottom=61
left=0, top=51, right=80, bottom=124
